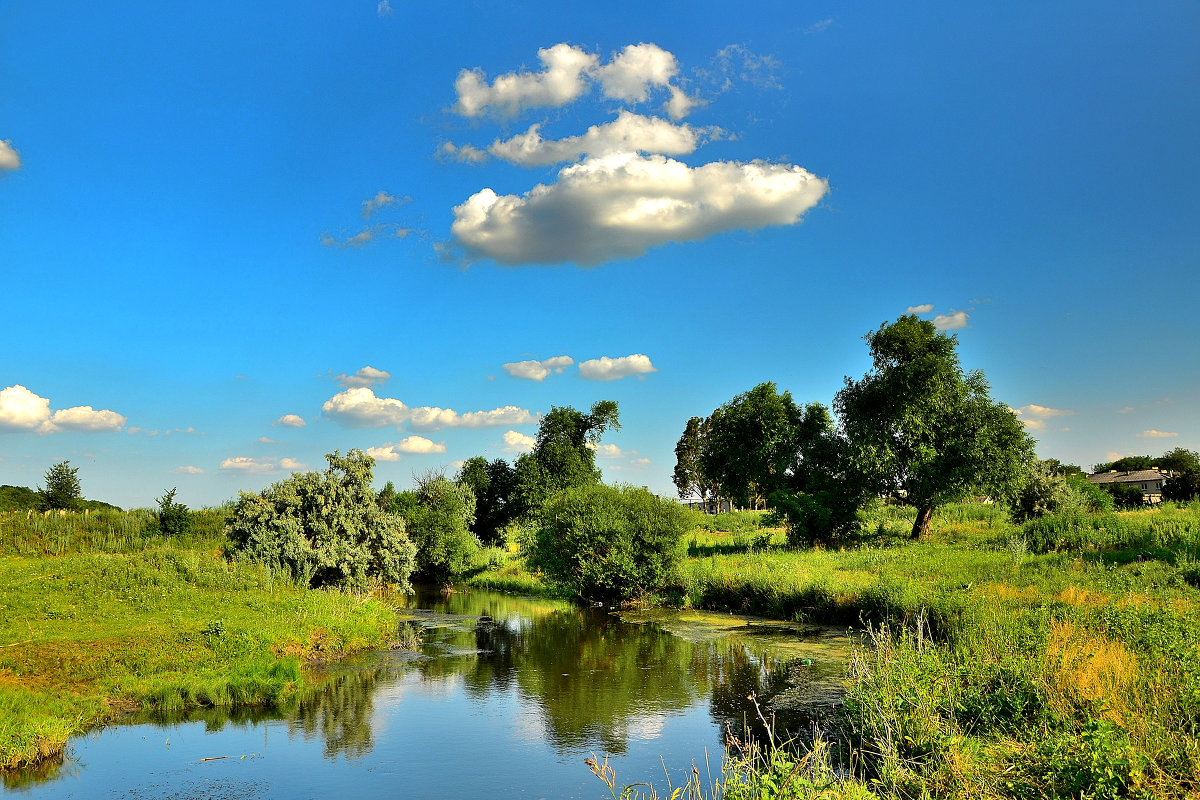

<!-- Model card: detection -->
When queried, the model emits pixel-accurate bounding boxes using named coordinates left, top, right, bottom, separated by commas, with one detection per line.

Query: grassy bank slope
left=0, top=510, right=398, bottom=771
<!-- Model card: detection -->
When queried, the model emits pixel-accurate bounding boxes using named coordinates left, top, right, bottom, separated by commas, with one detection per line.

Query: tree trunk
left=911, top=506, right=933, bottom=540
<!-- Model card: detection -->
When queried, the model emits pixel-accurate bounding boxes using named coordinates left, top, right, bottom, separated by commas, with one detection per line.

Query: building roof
left=1086, top=469, right=1171, bottom=485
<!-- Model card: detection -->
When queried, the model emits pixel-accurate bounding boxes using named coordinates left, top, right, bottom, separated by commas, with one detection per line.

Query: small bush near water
left=529, top=483, right=691, bottom=603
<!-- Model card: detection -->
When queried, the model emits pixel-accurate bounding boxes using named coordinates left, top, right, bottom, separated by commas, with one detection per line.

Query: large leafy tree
left=392, top=471, right=478, bottom=585
left=455, top=457, right=518, bottom=545
left=835, top=315, right=1034, bottom=540
left=39, top=460, right=82, bottom=511
left=699, top=382, right=802, bottom=510
left=513, top=400, right=620, bottom=516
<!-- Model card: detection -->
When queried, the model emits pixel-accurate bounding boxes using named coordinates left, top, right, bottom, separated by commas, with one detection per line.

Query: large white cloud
left=454, top=43, right=598, bottom=118
left=322, top=388, right=535, bottom=432
left=503, top=355, right=575, bottom=381
left=0, top=385, right=51, bottom=431
left=452, top=153, right=828, bottom=266
left=489, top=112, right=712, bottom=167
left=578, top=354, right=657, bottom=381
left=0, top=385, right=125, bottom=433
left=0, top=140, right=19, bottom=171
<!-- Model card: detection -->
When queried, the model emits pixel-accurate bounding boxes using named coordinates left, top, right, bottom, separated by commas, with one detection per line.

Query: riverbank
left=0, top=510, right=399, bottom=771
left=470, top=501, right=1200, bottom=799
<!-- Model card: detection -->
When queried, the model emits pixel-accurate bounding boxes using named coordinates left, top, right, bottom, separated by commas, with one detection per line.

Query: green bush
left=529, top=484, right=689, bottom=602
left=1105, top=482, right=1147, bottom=510
left=226, top=450, right=415, bottom=592
left=391, top=473, right=478, bottom=585
left=155, top=487, right=192, bottom=537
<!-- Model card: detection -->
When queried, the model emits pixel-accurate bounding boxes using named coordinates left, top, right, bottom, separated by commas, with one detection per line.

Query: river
left=4, top=588, right=852, bottom=799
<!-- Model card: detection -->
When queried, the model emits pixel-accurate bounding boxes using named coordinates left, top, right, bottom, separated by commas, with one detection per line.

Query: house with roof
left=1086, top=468, right=1173, bottom=504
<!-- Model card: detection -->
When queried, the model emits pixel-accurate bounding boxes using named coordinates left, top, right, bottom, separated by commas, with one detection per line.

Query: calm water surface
left=5, top=589, right=851, bottom=799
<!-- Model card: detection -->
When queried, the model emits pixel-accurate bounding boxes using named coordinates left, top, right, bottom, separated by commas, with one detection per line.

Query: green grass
left=0, top=511, right=400, bottom=770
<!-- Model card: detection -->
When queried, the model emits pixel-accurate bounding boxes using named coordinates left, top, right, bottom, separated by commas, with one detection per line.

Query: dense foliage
left=1093, top=447, right=1200, bottom=475
left=390, top=472, right=478, bottom=585
left=454, top=457, right=518, bottom=545
left=529, top=483, right=689, bottom=602
left=226, top=450, right=415, bottom=591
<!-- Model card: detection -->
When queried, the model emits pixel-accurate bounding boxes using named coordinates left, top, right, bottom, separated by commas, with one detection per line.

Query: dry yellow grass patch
left=1043, top=619, right=1138, bottom=721
left=975, top=582, right=1040, bottom=602
left=1056, top=584, right=1113, bottom=607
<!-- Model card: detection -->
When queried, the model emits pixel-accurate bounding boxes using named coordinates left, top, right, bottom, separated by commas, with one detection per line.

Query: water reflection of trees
left=288, top=667, right=383, bottom=760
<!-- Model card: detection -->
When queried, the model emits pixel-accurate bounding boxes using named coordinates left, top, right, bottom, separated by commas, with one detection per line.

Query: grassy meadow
left=472, top=501, right=1200, bottom=799
left=0, top=508, right=400, bottom=771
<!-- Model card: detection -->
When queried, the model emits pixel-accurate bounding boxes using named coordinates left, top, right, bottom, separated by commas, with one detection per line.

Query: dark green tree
left=672, top=416, right=720, bottom=511
left=769, top=402, right=871, bottom=545
left=38, top=460, right=82, bottom=511
left=1162, top=471, right=1200, bottom=503
left=1157, top=448, right=1200, bottom=475
left=513, top=400, right=620, bottom=517
left=699, top=382, right=802, bottom=510
left=835, top=316, right=1035, bottom=540
left=455, top=457, right=518, bottom=545
left=156, top=487, right=192, bottom=536
left=1092, top=455, right=1153, bottom=473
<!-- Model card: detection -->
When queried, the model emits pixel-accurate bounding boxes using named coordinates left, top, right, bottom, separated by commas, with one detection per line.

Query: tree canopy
left=835, top=315, right=1035, bottom=540
left=455, top=457, right=518, bottom=545
left=513, top=400, right=620, bottom=516
left=39, top=461, right=82, bottom=511
left=699, top=382, right=802, bottom=510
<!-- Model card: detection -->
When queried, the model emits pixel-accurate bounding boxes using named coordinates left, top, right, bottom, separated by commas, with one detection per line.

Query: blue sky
left=2, top=1, right=1198, bottom=508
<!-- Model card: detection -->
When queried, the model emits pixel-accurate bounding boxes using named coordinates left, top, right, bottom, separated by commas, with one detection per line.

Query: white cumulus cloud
left=503, top=355, right=575, bottom=381
left=366, top=445, right=401, bottom=462
left=587, top=442, right=624, bottom=458
left=322, top=388, right=535, bottom=432
left=274, top=414, right=306, bottom=428
left=1139, top=429, right=1179, bottom=438
left=438, top=141, right=489, bottom=164
left=452, top=153, right=828, bottom=266
left=933, top=311, right=969, bottom=331
left=0, top=385, right=125, bottom=434
left=489, top=111, right=713, bottom=167
left=0, top=140, right=19, bottom=171
left=337, top=366, right=391, bottom=388
left=502, top=430, right=536, bottom=452
left=48, top=406, right=127, bottom=433
left=220, top=457, right=277, bottom=473
left=592, top=43, right=679, bottom=103
left=396, top=435, right=447, bottom=454
left=906, top=303, right=934, bottom=314
left=578, top=354, right=657, bottom=381
left=279, top=457, right=307, bottom=470
left=454, top=43, right=598, bottom=118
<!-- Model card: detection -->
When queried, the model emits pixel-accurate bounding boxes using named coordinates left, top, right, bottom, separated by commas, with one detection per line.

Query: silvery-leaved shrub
left=226, top=450, right=415, bottom=592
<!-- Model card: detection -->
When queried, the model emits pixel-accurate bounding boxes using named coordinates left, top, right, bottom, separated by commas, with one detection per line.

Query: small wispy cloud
left=361, top=191, right=407, bottom=218
left=1014, top=404, right=1074, bottom=431
left=1139, top=429, right=1178, bottom=438
left=172, top=465, right=204, bottom=475
left=336, top=366, right=391, bottom=388
left=438, top=142, right=489, bottom=164
left=1117, top=406, right=1135, bottom=414
left=274, top=414, right=306, bottom=428
left=377, top=0, right=392, bottom=17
